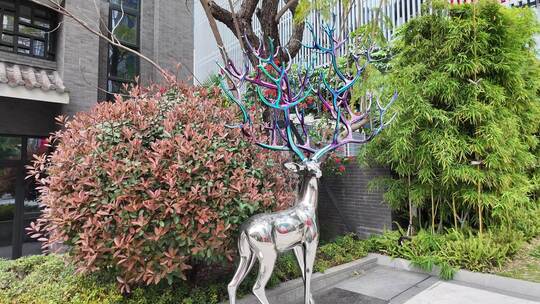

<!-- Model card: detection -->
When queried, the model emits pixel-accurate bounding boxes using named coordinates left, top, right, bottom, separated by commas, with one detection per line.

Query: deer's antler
left=220, top=18, right=397, bottom=162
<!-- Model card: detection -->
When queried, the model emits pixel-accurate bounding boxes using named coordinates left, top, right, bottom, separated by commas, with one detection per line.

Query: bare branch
left=227, top=0, right=246, bottom=52
left=91, top=0, right=109, bottom=32
left=275, top=0, right=297, bottom=22
left=339, top=0, right=354, bottom=40
left=78, top=57, right=131, bottom=99
left=208, top=1, right=236, bottom=34
left=284, top=0, right=304, bottom=59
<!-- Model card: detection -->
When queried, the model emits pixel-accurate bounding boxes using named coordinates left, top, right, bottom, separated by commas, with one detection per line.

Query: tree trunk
left=207, top=0, right=305, bottom=67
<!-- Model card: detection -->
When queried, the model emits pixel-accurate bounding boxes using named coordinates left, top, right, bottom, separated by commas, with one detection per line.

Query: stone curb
left=370, top=253, right=540, bottom=301
left=223, top=256, right=378, bottom=304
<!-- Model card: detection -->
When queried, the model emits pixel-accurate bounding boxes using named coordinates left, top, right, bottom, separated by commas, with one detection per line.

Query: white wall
left=194, top=0, right=241, bottom=83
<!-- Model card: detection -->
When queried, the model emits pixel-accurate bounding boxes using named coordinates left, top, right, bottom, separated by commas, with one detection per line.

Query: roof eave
left=0, top=84, right=70, bottom=104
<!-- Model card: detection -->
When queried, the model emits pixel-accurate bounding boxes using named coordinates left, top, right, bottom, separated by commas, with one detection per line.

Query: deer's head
left=284, top=161, right=322, bottom=179
left=219, top=20, right=396, bottom=178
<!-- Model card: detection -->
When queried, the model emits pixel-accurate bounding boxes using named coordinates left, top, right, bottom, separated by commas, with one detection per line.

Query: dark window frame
left=0, top=0, right=58, bottom=60
left=107, top=0, right=141, bottom=100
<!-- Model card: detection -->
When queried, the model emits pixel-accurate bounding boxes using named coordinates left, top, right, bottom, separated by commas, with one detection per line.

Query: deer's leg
left=303, top=241, right=318, bottom=304
left=252, top=248, right=277, bottom=304
left=228, top=232, right=255, bottom=304
left=293, top=246, right=315, bottom=304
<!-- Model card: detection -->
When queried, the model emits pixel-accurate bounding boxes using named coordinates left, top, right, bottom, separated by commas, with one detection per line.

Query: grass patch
left=529, top=245, right=540, bottom=259
left=497, top=237, right=540, bottom=283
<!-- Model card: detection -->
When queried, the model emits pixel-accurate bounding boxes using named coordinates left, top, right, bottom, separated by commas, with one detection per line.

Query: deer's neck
left=296, top=175, right=319, bottom=210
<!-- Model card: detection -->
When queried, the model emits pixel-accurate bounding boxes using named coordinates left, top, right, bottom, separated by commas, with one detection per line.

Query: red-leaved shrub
left=28, top=83, right=295, bottom=291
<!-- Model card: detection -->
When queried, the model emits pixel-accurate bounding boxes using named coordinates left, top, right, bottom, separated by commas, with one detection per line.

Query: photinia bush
left=322, top=155, right=356, bottom=176
left=27, top=83, right=295, bottom=291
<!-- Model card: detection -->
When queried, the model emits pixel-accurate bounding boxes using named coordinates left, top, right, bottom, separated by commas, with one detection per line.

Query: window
left=107, top=0, right=141, bottom=99
left=0, top=0, right=57, bottom=60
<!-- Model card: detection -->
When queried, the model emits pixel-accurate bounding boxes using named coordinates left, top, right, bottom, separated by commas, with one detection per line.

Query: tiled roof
left=0, top=61, right=66, bottom=94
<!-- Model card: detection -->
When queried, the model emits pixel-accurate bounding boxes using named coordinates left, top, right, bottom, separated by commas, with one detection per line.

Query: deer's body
left=228, top=167, right=320, bottom=304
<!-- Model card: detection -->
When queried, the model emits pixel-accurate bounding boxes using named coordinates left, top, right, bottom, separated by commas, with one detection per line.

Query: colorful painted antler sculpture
left=219, top=20, right=396, bottom=304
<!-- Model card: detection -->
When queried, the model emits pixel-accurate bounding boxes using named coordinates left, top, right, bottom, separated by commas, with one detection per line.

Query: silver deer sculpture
left=227, top=161, right=321, bottom=304
left=220, top=19, right=396, bottom=304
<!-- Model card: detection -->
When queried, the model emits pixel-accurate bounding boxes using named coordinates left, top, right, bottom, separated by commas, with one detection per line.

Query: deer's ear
left=284, top=162, right=302, bottom=173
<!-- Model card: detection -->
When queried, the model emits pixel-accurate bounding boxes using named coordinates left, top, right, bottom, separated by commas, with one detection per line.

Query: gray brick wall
left=139, top=0, right=156, bottom=85
left=318, top=164, right=393, bottom=241
left=152, top=0, right=194, bottom=82
left=58, top=0, right=101, bottom=116
left=68, top=0, right=195, bottom=111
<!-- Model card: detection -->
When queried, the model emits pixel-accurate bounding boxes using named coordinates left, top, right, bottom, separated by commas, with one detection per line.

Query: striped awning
left=0, top=61, right=69, bottom=104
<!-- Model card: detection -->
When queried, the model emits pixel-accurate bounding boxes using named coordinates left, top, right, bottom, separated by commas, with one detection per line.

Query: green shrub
left=315, top=234, right=367, bottom=272
left=0, top=255, right=122, bottom=304
left=366, top=229, right=520, bottom=279
left=28, top=83, right=295, bottom=291
left=0, top=235, right=368, bottom=304
left=505, top=202, right=540, bottom=240
left=442, top=230, right=510, bottom=272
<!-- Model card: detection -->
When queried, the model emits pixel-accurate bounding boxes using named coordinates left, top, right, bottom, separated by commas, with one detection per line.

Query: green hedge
left=1, top=229, right=536, bottom=303
left=365, top=228, right=529, bottom=279
left=0, top=235, right=366, bottom=304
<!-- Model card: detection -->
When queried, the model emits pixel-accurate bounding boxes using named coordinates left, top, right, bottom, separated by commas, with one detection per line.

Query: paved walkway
left=305, top=265, right=540, bottom=304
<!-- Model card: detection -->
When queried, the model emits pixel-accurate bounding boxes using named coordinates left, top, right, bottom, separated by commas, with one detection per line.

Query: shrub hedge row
left=0, top=235, right=366, bottom=304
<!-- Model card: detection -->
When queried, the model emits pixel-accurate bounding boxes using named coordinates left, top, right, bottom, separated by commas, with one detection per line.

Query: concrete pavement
left=303, top=265, right=540, bottom=304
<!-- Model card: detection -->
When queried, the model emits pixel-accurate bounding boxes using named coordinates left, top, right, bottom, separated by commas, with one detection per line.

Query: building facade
left=0, top=0, right=194, bottom=259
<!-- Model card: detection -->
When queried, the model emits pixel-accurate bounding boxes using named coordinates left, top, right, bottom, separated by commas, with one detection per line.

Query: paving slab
left=389, top=277, right=440, bottom=304
left=336, top=266, right=430, bottom=301
left=403, top=281, right=540, bottom=304
left=295, top=288, right=388, bottom=304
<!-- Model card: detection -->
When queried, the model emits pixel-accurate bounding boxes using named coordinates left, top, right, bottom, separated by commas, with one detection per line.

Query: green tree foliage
left=294, top=0, right=338, bottom=23
left=368, top=0, right=540, bottom=234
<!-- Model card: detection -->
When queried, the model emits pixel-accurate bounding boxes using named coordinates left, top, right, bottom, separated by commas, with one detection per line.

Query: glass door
left=0, top=135, right=47, bottom=259
left=0, top=167, right=18, bottom=258
left=0, top=136, right=22, bottom=259
left=21, top=137, right=49, bottom=256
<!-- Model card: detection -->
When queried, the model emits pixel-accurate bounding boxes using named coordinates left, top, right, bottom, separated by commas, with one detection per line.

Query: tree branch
left=284, top=0, right=304, bottom=59
left=239, top=0, right=258, bottom=20
left=208, top=1, right=236, bottom=35
left=200, top=0, right=231, bottom=64
left=275, top=0, right=297, bottom=22
left=227, top=0, right=246, bottom=52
